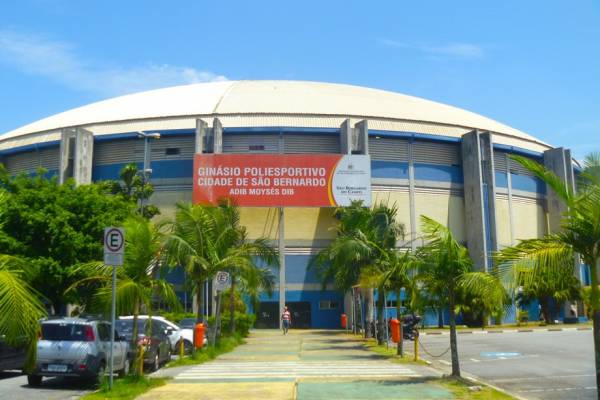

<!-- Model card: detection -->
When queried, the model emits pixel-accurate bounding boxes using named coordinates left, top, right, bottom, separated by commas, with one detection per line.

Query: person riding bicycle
left=281, top=306, right=291, bottom=335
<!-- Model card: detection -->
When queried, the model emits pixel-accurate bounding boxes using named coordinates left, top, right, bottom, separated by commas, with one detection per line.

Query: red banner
left=193, top=154, right=371, bottom=207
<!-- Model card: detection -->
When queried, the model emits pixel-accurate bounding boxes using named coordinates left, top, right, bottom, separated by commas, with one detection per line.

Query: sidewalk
left=139, top=329, right=456, bottom=400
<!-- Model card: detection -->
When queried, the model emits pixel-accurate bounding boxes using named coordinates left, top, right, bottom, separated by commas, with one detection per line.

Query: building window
left=319, top=301, right=339, bottom=310
left=165, top=148, right=181, bottom=155
left=249, top=144, right=265, bottom=151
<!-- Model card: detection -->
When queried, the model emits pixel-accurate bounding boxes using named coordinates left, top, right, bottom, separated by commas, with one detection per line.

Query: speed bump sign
left=104, top=227, right=124, bottom=266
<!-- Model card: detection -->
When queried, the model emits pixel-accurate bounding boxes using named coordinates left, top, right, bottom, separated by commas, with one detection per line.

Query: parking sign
left=104, top=227, right=124, bottom=266
left=214, top=271, right=231, bottom=291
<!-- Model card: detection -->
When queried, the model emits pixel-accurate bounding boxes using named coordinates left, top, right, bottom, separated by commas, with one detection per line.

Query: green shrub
left=158, top=311, right=196, bottom=324
left=221, top=312, right=256, bottom=336
left=207, top=313, right=256, bottom=337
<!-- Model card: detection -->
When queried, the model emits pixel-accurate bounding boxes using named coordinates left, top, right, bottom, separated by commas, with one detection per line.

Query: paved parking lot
left=0, top=371, right=94, bottom=400
left=419, top=328, right=595, bottom=399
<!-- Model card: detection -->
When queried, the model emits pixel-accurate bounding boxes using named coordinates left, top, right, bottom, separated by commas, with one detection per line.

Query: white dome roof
left=0, top=80, right=549, bottom=151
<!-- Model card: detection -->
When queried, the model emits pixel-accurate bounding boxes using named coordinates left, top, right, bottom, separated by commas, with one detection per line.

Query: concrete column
left=543, top=147, right=575, bottom=232
left=59, top=128, right=74, bottom=184
left=59, top=127, right=94, bottom=185
left=213, top=118, right=223, bottom=154
left=354, top=120, right=369, bottom=155
left=195, top=119, right=209, bottom=154
left=340, top=119, right=352, bottom=154
left=543, top=147, right=580, bottom=316
left=461, top=130, right=498, bottom=271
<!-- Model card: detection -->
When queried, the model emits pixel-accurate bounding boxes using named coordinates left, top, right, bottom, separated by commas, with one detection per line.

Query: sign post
left=104, top=227, right=124, bottom=390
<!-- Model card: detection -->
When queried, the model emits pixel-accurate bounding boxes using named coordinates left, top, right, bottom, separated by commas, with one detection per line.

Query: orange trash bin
left=341, top=314, right=347, bottom=329
left=390, top=318, right=400, bottom=343
left=194, top=323, right=205, bottom=349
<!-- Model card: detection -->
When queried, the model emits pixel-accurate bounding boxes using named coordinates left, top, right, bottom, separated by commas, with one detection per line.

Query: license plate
left=47, top=364, right=68, bottom=372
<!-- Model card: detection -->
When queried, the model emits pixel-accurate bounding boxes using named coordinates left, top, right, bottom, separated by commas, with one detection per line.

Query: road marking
left=175, top=361, right=422, bottom=381
left=492, top=374, right=594, bottom=383
left=438, top=360, right=451, bottom=365
left=469, top=358, right=480, bottom=363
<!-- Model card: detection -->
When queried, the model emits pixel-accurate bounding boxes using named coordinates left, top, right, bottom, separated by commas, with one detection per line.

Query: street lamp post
left=136, top=131, right=161, bottom=217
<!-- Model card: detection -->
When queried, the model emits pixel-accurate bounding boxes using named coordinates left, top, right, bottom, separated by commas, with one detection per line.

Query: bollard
left=138, top=343, right=145, bottom=375
left=413, top=331, right=419, bottom=361
left=180, top=338, right=185, bottom=358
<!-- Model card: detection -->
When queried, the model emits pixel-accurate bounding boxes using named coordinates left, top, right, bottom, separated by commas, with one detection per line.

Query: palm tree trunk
left=588, top=258, right=600, bottom=398
left=229, top=278, right=236, bottom=335
left=448, top=289, right=460, bottom=377
left=362, top=288, right=374, bottom=338
left=131, top=300, right=140, bottom=375
left=196, top=280, right=204, bottom=323
left=376, top=288, right=385, bottom=345
left=212, top=291, right=222, bottom=345
left=540, top=297, right=551, bottom=324
left=437, top=307, right=444, bottom=328
left=396, top=288, right=403, bottom=356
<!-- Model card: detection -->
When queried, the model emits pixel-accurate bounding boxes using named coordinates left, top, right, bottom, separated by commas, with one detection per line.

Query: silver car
left=28, top=317, right=130, bottom=386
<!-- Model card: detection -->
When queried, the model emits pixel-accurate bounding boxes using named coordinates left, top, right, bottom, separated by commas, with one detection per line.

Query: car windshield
left=179, top=318, right=196, bottom=329
left=115, top=320, right=146, bottom=340
left=41, top=323, right=88, bottom=341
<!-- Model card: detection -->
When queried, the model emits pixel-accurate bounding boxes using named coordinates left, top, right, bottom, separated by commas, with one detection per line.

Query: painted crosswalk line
left=174, top=361, right=421, bottom=381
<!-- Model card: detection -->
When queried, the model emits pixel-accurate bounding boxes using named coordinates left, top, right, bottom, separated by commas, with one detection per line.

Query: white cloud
left=0, top=31, right=227, bottom=96
left=379, top=38, right=484, bottom=59
left=423, top=43, right=483, bottom=59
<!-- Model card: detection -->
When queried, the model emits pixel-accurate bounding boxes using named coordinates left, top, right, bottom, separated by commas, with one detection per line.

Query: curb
left=420, top=326, right=591, bottom=335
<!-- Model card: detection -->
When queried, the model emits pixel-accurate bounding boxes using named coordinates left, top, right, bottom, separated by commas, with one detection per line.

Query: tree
left=417, top=216, right=507, bottom=377
left=110, top=163, right=160, bottom=219
left=164, top=201, right=277, bottom=343
left=68, top=216, right=179, bottom=374
left=0, top=168, right=134, bottom=314
left=312, top=201, right=404, bottom=342
left=376, top=249, right=416, bottom=355
left=496, top=152, right=600, bottom=396
left=514, top=262, right=581, bottom=324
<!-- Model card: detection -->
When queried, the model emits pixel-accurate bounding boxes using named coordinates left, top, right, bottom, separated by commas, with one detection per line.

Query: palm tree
left=164, top=201, right=277, bottom=342
left=0, top=255, right=47, bottom=370
left=376, top=249, right=416, bottom=355
left=496, top=152, right=600, bottom=395
left=312, top=201, right=404, bottom=342
left=311, top=202, right=374, bottom=335
left=417, top=216, right=507, bottom=377
left=68, top=215, right=179, bottom=373
left=0, top=189, right=47, bottom=369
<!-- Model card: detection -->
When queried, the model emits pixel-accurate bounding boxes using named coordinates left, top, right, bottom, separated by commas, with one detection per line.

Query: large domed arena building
left=0, top=80, right=580, bottom=328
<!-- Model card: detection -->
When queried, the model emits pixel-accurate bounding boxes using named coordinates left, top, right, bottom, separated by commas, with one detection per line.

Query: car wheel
left=27, top=375, right=42, bottom=387
left=183, top=340, right=193, bottom=354
left=118, top=358, right=130, bottom=378
left=152, top=353, right=159, bottom=372
left=95, top=361, right=106, bottom=384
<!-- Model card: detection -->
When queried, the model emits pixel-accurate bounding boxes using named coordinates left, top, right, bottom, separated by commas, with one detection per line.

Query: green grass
left=360, top=335, right=429, bottom=365
left=165, top=333, right=244, bottom=368
left=81, top=376, right=167, bottom=400
left=436, top=377, right=515, bottom=399
left=421, top=320, right=592, bottom=332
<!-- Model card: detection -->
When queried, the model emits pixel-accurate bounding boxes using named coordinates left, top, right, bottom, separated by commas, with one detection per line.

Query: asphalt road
left=419, top=329, right=595, bottom=400
left=0, top=371, right=94, bottom=400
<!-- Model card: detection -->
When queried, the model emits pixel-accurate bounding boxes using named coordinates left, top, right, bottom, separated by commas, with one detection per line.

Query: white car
left=119, top=316, right=205, bottom=354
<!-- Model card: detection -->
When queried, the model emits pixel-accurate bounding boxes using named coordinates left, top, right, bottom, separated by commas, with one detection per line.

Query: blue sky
left=0, top=1, right=598, bottom=159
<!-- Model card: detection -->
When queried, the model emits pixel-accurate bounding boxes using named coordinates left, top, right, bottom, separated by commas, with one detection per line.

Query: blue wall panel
left=371, top=161, right=409, bottom=179
left=414, top=163, right=462, bottom=183
left=511, top=174, right=546, bottom=194
left=92, top=159, right=194, bottom=181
